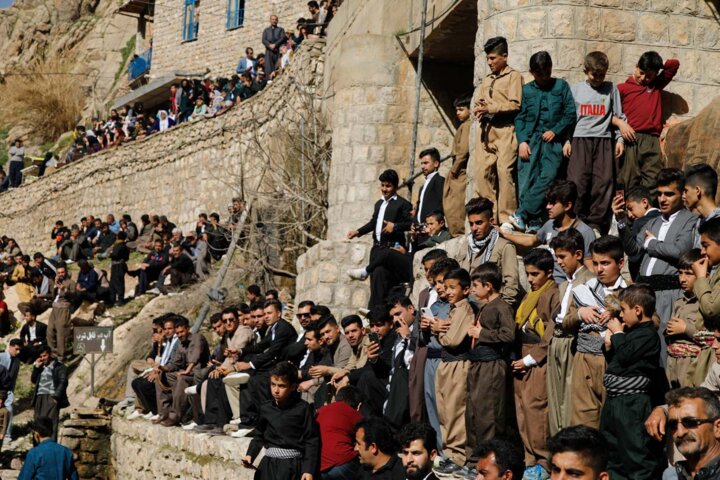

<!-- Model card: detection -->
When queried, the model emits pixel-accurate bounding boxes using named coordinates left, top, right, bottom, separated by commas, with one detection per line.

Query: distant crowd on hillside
left=0, top=1, right=341, bottom=191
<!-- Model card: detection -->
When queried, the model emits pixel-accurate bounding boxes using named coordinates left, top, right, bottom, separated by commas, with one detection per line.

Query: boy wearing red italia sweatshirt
left=616, top=51, right=680, bottom=194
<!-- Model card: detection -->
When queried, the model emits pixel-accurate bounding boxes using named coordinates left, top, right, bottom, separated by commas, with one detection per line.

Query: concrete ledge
left=112, top=412, right=255, bottom=479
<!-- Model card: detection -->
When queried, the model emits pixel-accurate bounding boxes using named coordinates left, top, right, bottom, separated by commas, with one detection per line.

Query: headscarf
left=157, top=110, right=170, bottom=131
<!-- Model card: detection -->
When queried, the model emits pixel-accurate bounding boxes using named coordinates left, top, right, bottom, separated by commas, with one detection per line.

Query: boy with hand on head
left=565, top=51, right=626, bottom=234
left=617, top=51, right=680, bottom=193
left=600, top=284, right=664, bottom=480
left=242, top=361, right=319, bottom=480
left=612, top=185, right=660, bottom=281
left=564, top=235, right=628, bottom=429
left=693, top=217, right=720, bottom=325
left=512, top=51, right=576, bottom=233
left=547, top=229, right=595, bottom=435
left=683, top=163, right=720, bottom=248
left=512, top=249, right=559, bottom=480
left=432, top=268, right=476, bottom=476
left=444, top=96, right=472, bottom=237
left=666, top=249, right=715, bottom=389
left=500, top=179, right=595, bottom=283
left=473, top=36, right=523, bottom=226
left=463, top=262, right=515, bottom=478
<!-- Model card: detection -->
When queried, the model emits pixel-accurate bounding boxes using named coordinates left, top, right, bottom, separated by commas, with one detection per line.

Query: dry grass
left=0, top=57, right=85, bottom=143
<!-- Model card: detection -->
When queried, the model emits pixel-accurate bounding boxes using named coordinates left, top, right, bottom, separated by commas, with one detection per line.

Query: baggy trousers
left=466, top=360, right=509, bottom=465
left=435, top=360, right=468, bottom=466
left=569, top=351, right=606, bottom=429
left=567, top=137, right=615, bottom=232
left=514, top=355, right=549, bottom=469
left=547, top=336, right=574, bottom=435
left=473, top=123, right=518, bottom=224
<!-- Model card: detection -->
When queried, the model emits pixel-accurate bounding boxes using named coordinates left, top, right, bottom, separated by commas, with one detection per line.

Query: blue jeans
left=321, top=460, right=361, bottom=480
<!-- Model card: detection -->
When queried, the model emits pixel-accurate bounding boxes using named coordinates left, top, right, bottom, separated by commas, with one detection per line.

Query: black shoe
left=434, top=458, right=462, bottom=477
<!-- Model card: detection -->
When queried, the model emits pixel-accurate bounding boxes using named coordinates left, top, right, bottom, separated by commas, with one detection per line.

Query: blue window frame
left=226, top=0, right=245, bottom=30
left=182, top=0, right=199, bottom=41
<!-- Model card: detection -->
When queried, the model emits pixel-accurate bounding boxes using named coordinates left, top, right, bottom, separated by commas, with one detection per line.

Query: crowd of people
left=0, top=2, right=341, bottom=190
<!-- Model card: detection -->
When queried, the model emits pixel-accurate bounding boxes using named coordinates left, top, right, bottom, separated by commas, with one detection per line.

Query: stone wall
left=0, top=41, right=325, bottom=254
left=111, top=412, right=255, bottom=479
left=478, top=0, right=720, bottom=116
left=59, top=412, right=113, bottom=480
left=150, top=0, right=309, bottom=79
left=294, top=0, right=456, bottom=313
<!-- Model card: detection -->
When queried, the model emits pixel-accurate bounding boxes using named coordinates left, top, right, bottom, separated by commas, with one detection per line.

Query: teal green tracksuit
left=514, top=78, right=576, bottom=225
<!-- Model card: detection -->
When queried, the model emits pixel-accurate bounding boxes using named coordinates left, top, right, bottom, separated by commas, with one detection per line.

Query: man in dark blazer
left=234, top=299, right=297, bottom=426
left=19, top=310, right=48, bottom=364
left=618, top=168, right=698, bottom=364
left=613, top=185, right=661, bottom=281
left=347, top=169, right=414, bottom=309
left=415, top=148, right=445, bottom=226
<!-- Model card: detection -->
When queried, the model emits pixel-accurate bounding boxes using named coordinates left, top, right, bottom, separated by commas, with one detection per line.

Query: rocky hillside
left=0, top=0, right=136, bottom=150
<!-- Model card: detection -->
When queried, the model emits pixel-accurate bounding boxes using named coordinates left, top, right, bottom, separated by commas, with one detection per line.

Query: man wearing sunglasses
left=285, top=300, right=316, bottom=365
left=668, top=387, right=720, bottom=480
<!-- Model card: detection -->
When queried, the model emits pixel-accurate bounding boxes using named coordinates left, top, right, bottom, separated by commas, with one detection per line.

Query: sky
left=0, top=0, right=14, bottom=8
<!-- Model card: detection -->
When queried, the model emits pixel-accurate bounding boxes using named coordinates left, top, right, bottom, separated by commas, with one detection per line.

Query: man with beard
left=355, top=417, right=404, bottom=479
left=399, top=423, right=439, bottom=480
left=668, top=387, right=720, bottom=479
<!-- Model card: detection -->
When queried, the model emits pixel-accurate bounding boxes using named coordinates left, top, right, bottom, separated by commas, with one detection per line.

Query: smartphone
left=421, top=307, right=432, bottom=318
left=368, top=332, right=380, bottom=344
left=615, top=182, right=625, bottom=197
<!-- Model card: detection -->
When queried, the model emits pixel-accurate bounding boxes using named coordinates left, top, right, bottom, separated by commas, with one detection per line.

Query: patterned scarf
left=467, top=229, right=499, bottom=265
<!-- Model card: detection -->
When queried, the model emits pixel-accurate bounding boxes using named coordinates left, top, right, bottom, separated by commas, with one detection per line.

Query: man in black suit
left=284, top=300, right=315, bottom=366
left=415, top=148, right=445, bottom=226
left=347, top=169, right=414, bottom=309
left=234, top=299, right=297, bottom=427
left=19, top=310, right=48, bottom=364
left=612, top=185, right=661, bottom=281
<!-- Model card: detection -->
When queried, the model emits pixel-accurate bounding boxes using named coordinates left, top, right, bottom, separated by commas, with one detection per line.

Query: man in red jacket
left=316, top=386, right=363, bottom=479
left=616, top=51, right=680, bottom=195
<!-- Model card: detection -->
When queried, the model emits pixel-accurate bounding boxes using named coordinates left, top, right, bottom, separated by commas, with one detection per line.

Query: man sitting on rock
left=155, top=243, right=197, bottom=294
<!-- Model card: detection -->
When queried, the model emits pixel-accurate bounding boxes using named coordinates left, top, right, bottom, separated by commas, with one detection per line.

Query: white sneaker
left=148, top=414, right=160, bottom=422
left=181, top=421, right=198, bottom=430
left=147, top=288, right=161, bottom=294
left=347, top=268, right=368, bottom=281
left=229, top=418, right=243, bottom=425
left=184, top=385, right=198, bottom=395
left=230, top=428, right=255, bottom=438
left=127, top=410, right=143, bottom=421
left=499, top=222, right=514, bottom=233
left=223, top=372, right=250, bottom=386
left=142, top=412, right=154, bottom=420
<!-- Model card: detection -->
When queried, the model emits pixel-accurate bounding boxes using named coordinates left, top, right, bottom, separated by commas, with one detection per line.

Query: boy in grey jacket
left=564, top=51, right=625, bottom=234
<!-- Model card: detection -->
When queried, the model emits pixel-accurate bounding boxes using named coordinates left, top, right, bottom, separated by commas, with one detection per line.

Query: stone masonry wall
left=59, top=413, right=113, bottom=480
left=111, top=412, right=255, bottom=479
left=151, top=0, right=309, bottom=79
left=478, top=1, right=720, bottom=116
left=0, top=41, right=325, bottom=254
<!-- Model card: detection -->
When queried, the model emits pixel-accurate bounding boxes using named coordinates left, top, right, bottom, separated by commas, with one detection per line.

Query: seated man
left=156, top=243, right=196, bottom=294
left=17, top=269, right=52, bottom=317
left=73, top=260, right=99, bottom=307
left=347, top=169, right=413, bottom=309
left=129, top=315, right=180, bottom=419
left=154, top=316, right=210, bottom=427
left=306, top=315, right=352, bottom=405
left=119, top=317, right=164, bottom=410
left=58, top=227, right=90, bottom=262
left=91, top=223, right=116, bottom=258
left=128, top=239, right=168, bottom=295
left=18, top=310, right=48, bottom=364
left=316, top=386, right=363, bottom=479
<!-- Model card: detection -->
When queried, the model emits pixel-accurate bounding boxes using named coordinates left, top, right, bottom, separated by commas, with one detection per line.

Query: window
left=182, top=0, right=199, bottom=41
left=226, top=0, right=245, bottom=30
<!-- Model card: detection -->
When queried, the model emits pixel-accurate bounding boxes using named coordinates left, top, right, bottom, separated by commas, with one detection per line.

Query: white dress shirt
left=417, top=172, right=437, bottom=222
left=374, top=195, right=397, bottom=242
left=643, top=210, right=679, bottom=275
left=555, top=266, right=586, bottom=324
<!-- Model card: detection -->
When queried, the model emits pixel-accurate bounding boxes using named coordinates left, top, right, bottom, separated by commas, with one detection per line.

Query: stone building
left=114, top=0, right=310, bottom=109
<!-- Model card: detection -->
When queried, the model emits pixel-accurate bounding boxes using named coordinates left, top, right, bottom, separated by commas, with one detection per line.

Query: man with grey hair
left=667, top=387, right=720, bottom=479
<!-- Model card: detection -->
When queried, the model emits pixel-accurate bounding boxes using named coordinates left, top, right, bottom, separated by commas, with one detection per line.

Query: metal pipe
left=408, top=0, right=429, bottom=198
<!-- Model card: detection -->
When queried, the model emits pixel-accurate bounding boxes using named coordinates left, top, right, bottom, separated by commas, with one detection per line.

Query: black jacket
left=31, top=360, right=69, bottom=408
left=415, top=173, right=445, bottom=223
left=356, top=196, right=413, bottom=246
left=20, top=321, right=47, bottom=346
left=242, top=319, right=297, bottom=371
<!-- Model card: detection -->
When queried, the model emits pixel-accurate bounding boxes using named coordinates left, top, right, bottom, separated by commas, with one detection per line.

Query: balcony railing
left=128, top=48, right=152, bottom=81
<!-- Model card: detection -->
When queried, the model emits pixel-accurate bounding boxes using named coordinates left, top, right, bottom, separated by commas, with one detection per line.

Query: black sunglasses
left=296, top=312, right=311, bottom=318
left=223, top=318, right=236, bottom=324
left=667, top=417, right=718, bottom=432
